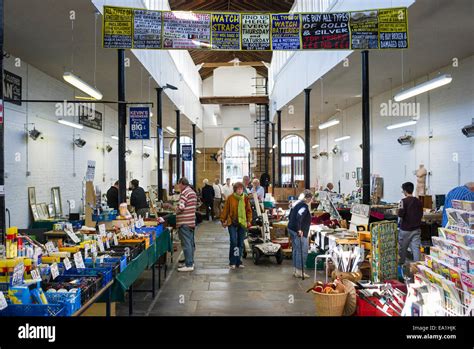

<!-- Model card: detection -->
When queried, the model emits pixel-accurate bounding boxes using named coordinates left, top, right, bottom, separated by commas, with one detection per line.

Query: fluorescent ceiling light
left=196, top=149, right=202, bottom=154
left=166, top=126, right=176, bottom=134
left=312, top=144, right=319, bottom=149
left=319, top=119, right=340, bottom=130
left=272, top=144, right=278, bottom=149
left=143, top=145, right=153, bottom=150
left=111, top=135, right=119, bottom=140
left=394, top=74, right=452, bottom=102
left=58, top=119, right=83, bottom=130
left=334, top=136, right=351, bottom=142
left=386, top=120, right=417, bottom=130
left=63, top=72, right=103, bottom=100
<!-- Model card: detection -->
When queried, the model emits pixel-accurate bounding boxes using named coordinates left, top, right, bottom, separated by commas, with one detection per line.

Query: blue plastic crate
left=0, top=303, right=66, bottom=317
left=61, top=267, right=112, bottom=287
left=44, top=289, right=81, bottom=316
left=86, top=256, right=127, bottom=272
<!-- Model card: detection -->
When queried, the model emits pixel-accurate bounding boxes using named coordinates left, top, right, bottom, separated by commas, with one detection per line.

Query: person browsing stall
left=398, top=182, right=423, bottom=264
left=220, top=182, right=252, bottom=269
left=201, top=179, right=215, bottom=220
left=213, top=178, right=223, bottom=219
left=176, top=177, right=197, bottom=272
left=129, top=179, right=149, bottom=218
left=251, top=178, right=265, bottom=202
left=221, top=178, right=233, bottom=200
left=106, top=180, right=119, bottom=210
left=442, top=182, right=474, bottom=227
left=288, top=190, right=313, bottom=279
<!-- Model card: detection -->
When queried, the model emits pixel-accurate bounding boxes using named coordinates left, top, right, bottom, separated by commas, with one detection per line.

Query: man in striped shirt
left=176, top=177, right=198, bottom=272
left=442, top=182, right=474, bottom=227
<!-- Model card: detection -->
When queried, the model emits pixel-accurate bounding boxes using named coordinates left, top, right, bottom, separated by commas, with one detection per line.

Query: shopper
left=288, top=190, right=313, bottom=278
left=221, top=182, right=252, bottom=269
left=324, top=183, right=335, bottom=192
left=176, top=177, right=198, bottom=272
left=442, top=182, right=474, bottom=227
left=129, top=179, right=149, bottom=218
left=201, top=179, right=215, bottom=220
left=251, top=178, right=265, bottom=202
left=222, top=178, right=233, bottom=200
left=398, top=182, right=424, bottom=264
left=213, top=178, right=223, bottom=220
left=242, top=175, right=252, bottom=194
left=106, top=180, right=119, bottom=210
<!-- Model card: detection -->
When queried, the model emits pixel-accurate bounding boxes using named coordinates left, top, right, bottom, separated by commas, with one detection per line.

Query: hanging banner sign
left=163, top=11, right=211, bottom=49
left=271, top=14, right=301, bottom=50
left=103, top=6, right=133, bottom=48
left=181, top=144, right=193, bottom=161
left=302, top=13, right=349, bottom=49
left=378, top=8, right=408, bottom=49
left=350, top=10, right=379, bottom=49
left=78, top=106, right=103, bottom=131
left=133, top=9, right=162, bottom=49
left=158, top=128, right=164, bottom=169
left=211, top=13, right=241, bottom=50
left=241, top=14, right=271, bottom=51
left=129, top=106, right=150, bottom=140
left=102, top=6, right=408, bottom=51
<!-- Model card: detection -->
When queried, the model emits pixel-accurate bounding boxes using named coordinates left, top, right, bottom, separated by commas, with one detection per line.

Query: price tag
left=63, top=257, right=72, bottom=270
left=66, top=223, right=73, bottom=231
left=84, top=243, right=90, bottom=259
left=99, top=224, right=107, bottom=237
left=105, top=234, right=111, bottom=249
left=74, top=252, right=85, bottom=269
left=66, top=228, right=81, bottom=244
left=50, top=263, right=59, bottom=280
left=113, top=233, right=119, bottom=246
left=97, top=237, right=105, bottom=253
left=45, top=241, right=56, bottom=254
left=90, top=243, right=97, bottom=255
left=12, top=262, right=25, bottom=285
left=0, top=291, right=7, bottom=311
left=31, top=268, right=42, bottom=282
left=120, top=226, right=128, bottom=237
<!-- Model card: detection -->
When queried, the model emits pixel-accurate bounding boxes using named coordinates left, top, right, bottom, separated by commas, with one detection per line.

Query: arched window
left=281, top=135, right=305, bottom=186
left=169, top=136, right=193, bottom=191
left=223, top=135, right=251, bottom=184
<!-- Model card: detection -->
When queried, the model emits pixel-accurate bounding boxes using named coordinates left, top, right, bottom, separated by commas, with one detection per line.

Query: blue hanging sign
left=129, top=106, right=150, bottom=140
left=182, top=144, right=193, bottom=161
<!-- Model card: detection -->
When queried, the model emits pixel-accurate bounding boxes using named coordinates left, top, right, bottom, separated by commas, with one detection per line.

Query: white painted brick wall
left=4, top=56, right=158, bottom=228
left=314, top=55, right=474, bottom=202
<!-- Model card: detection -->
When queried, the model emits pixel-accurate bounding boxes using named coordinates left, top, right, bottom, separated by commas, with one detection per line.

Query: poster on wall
left=241, top=14, right=270, bottom=51
left=103, top=6, right=133, bottom=48
left=78, top=106, right=103, bottom=131
left=133, top=9, right=162, bottom=49
left=181, top=144, right=193, bottom=161
left=129, top=106, right=150, bottom=140
left=271, top=14, right=301, bottom=50
left=4, top=70, right=22, bottom=106
left=211, top=13, right=241, bottom=50
left=350, top=10, right=379, bottom=49
left=301, top=12, right=349, bottom=49
left=163, top=11, right=211, bottom=49
left=378, top=8, right=408, bottom=49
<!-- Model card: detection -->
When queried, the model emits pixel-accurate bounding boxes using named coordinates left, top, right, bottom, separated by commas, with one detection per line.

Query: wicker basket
left=313, top=289, right=348, bottom=316
left=331, top=270, right=362, bottom=283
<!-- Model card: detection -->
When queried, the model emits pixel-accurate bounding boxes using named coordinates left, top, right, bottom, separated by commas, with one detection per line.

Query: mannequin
left=415, top=164, right=427, bottom=197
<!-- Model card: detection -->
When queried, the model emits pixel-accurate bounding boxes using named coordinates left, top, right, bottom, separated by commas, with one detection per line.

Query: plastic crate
left=0, top=303, right=66, bottom=317
left=45, top=289, right=81, bottom=316
left=86, top=256, right=127, bottom=273
left=83, top=262, right=119, bottom=277
left=62, top=267, right=112, bottom=287
left=42, top=275, right=102, bottom=305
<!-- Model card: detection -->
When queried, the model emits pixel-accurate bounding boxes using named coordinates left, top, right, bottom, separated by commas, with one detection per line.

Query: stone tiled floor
left=117, top=220, right=319, bottom=316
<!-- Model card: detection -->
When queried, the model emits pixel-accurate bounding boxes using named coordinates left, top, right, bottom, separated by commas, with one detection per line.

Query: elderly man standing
left=176, top=177, right=197, bottom=272
left=251, top=178, right=265, bottom=202
left=213, top=178, right=223, bottom=220
left=201, top=178, right=215, bottom=221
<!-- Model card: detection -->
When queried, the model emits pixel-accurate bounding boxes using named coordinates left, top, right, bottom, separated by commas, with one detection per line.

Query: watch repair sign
left=129, top=106, right=150, bottom=140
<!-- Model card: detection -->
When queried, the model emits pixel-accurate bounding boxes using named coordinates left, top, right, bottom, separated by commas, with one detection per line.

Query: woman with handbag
left=220, top=182, right=252, bottom=269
